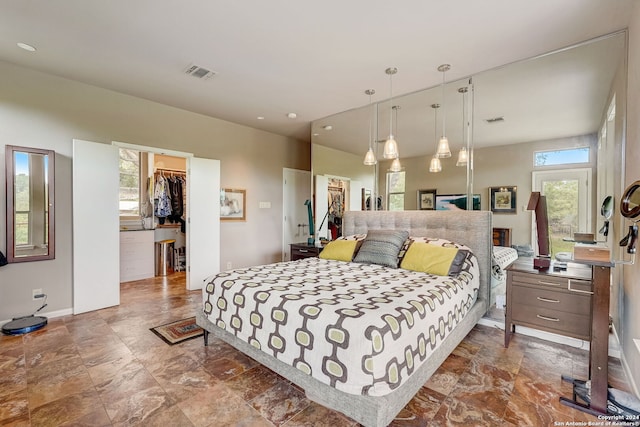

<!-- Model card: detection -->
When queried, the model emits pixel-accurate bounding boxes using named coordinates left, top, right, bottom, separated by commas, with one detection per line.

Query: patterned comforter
left=202, top=256, right=479, bottom=396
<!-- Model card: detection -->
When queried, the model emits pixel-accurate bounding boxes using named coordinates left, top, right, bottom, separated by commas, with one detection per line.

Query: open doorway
left=73, top=139, right=220, bottom=314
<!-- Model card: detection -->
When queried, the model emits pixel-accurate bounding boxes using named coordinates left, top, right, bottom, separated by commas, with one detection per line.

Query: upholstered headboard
left=343, top=210, right=493, bottom=313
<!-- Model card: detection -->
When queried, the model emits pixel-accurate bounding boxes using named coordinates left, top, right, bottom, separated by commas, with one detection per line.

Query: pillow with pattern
left=353, top=229, right=409, bottom=268
left=399, top=237, right=472, bottom=275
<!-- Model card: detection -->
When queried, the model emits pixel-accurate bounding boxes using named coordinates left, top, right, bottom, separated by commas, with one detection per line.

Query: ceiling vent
left=184, top=63, right=216, bottom=80
left=485, top=116, right=505, bottom=124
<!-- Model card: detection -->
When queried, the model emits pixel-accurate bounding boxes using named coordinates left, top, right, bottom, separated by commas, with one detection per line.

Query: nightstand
left=505, top=258, right=593, bottom=348
left=290, top=242, right=323, bottom=261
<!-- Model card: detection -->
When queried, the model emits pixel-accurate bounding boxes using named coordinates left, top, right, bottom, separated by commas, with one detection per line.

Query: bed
left=491, top=246, right=519, bottom=308
left=196, top=210, right=492, bottom=427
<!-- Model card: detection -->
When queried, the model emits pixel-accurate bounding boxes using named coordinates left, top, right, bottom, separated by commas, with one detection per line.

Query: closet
left=119, top=151, right=188, bottom=282
left=151, top=154, right=188, bottom=275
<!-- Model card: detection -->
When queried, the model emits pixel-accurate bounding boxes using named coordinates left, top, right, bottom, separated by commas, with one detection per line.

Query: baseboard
left=1, top=307, right=73, bottom=327
left=612, top=323, right=640, bottom=399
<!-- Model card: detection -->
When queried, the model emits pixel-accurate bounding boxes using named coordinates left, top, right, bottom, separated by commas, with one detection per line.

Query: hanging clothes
left=154, top=174, right=172, bottom=224
left=167, top=175, right=184, bottom=223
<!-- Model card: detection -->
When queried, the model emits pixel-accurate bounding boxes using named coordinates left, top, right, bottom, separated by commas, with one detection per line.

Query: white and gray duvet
left=202, top=256, right=479, bottom=397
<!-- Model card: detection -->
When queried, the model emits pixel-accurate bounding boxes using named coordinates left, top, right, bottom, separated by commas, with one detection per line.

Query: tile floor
left=0, top=272, right=632, bottom=426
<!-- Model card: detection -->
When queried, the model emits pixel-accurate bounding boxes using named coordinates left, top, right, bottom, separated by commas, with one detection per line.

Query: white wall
left=0, top=61, right=309, bottom=320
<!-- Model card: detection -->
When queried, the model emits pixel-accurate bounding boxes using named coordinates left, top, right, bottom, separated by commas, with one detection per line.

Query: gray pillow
left=353, top=230, right=409, bottom=268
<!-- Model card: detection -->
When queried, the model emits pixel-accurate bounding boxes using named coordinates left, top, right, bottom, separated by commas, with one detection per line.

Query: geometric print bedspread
left=202, top=256, right=479, bottom=397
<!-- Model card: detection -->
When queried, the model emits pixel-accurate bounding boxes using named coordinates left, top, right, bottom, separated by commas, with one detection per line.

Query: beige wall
left=312, top=143, right=375, bottom=190
left=621, top=3, right=640, bottom=395
left=378, top=134, right=597, bottom=245
left=0, top=61, right=309, bottom=320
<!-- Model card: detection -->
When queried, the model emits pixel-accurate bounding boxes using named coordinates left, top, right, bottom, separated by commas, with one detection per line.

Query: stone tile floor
left=0, top=273, right=632, bottom=426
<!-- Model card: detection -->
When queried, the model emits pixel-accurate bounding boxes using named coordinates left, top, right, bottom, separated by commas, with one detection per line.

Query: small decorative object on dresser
left=290, top=242, right=323, bottom=261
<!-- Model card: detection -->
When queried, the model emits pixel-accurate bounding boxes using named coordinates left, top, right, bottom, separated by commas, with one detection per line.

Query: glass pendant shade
left=363, top=147, right=377, bottom=165
left=383, top=136, right=399, bottom=159
left=390, top=157, right=402, bottom=172
left=429, top=156, right=442, bottom=173
left=456, top=147, right=468, bottom=166
left=436, top=136, right=451, bottom=158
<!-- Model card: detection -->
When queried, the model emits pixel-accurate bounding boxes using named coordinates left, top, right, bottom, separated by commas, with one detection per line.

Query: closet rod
left=154, top=167, right=186, bottom=174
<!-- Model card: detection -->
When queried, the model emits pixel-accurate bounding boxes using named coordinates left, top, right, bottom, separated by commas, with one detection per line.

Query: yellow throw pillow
left=400, top=242, right=459, bottom=276
left=319, top=240, right=358, bottom=262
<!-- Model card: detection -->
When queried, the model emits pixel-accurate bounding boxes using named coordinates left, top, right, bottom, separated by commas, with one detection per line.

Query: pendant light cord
left=441, top=70, right=446, bottom=138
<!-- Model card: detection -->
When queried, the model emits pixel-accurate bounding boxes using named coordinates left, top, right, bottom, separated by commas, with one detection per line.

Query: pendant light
left=436, top=64, right=452, bottom=158
left=389, top=105, right=402, bottom=172
left=363, top=89, right=377, bottom=165
left=383, top=67, right=399, bottom=159
left=456, top=86, right=469, bottom=167
left=429, top=104, right=442, bottom=173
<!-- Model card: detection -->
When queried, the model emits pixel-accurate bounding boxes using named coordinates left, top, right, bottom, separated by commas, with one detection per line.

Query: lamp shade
left=363, top=148, right=377, bottom=165
left=436, top=136, right=451, bottom=158
left=390, top=157, right=402, bottom=172
left=429, top=156, right=442, bottom=173
left=383, top=136, right=399, bottom=159
left=456, top=147, right=468, bottom=166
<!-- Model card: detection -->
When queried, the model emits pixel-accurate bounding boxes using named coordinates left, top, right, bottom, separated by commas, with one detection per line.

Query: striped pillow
left=353, top=230, right=409, bottom=268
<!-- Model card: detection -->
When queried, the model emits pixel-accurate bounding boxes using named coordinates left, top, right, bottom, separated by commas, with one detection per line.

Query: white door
left=532, top=168, right=591, bottom=255
left=72, top=139, right=120, bottom=314
left=282, top=168, right=311, bottom=261
left=315, top=175, right=329, bottom=241
left=187, top=157, right=220, bottom=290
left=349, top=180, right=363, bottom=212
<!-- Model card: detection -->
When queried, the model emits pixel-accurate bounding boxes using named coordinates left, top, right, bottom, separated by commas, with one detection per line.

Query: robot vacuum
left=1, top=315, right=48, bottom=335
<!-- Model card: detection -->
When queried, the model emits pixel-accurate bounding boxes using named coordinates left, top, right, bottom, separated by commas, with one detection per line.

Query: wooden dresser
left=505, top=258, right=593, bottom=347
left=290, top=242, right=323, bottom=261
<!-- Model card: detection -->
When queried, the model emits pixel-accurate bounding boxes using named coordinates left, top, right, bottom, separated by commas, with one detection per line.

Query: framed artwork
left=489, top=186, right=517, bottom=214
left=417, top=189, right=437, bottom=210
left=220, top=188, right=246, bottom=221
left=435, top=194, right=481, bottom=211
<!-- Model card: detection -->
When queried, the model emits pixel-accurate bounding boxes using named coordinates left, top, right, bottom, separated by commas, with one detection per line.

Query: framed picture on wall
left=489, top=186, right=517, bottom=214
left=220, top=188, right=246, bottom=221
left=417, top=189, right=437, bottom=210
left=435, top=194, right=481, bottom=210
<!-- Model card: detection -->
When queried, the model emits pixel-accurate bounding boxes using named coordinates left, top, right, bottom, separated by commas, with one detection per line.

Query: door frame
left=532, top=167, right=592, bottom=247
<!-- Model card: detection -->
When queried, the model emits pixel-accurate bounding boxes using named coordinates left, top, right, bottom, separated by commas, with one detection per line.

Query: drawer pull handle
left=536, top=314, right=560, bottom=322
left=537, top=280, right=561, bottom=286
left=568, top=279, right=593, bottom=295
left=298, top=249, right=309, bottom=253
left=537, top=296, right=560, bottom=303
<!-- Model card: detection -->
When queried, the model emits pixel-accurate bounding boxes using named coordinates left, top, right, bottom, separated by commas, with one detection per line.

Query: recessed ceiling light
left=17, top=42, right=36, bottom=52
left=323, top=125, right=333, bottom=131
left=287, top=113, right=297, bottom=119
left=257, top=116, right=265, bottom=120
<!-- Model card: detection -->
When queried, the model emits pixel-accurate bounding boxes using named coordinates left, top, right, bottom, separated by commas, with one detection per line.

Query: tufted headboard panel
left=343, top=210, right=493, bottom=312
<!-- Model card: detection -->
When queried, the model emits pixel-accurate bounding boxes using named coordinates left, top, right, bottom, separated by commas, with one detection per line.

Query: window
left=534, top=147, right=590, bottom=167
left=386, top=171, right=405, bottom=211
left=119, top=148, right=140, bottom=217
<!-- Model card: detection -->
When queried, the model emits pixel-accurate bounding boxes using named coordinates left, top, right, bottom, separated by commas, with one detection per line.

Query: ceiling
left=0, top=0, right=634, bottom=144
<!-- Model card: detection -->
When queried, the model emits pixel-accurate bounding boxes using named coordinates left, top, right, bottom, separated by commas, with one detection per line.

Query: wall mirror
left=310, top=30, right=626, bottom=228
left=5, top=145, right=55, bottom=262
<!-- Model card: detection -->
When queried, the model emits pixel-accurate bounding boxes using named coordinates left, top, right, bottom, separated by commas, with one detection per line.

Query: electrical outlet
left=226, top=261, right=232, bottom=269
left=32, top=288, right=43, bottom=300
